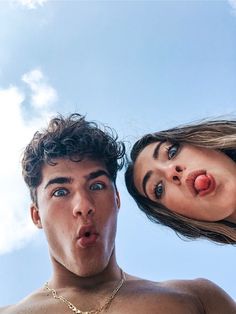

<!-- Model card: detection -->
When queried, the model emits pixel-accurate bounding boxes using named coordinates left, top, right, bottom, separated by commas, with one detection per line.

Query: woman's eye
left=154, top=182, right=164, bottom=199
left=53, top=188, right=68, bottom=197
left=90, top=182, right=105, bottom=191
left=167, top=143, right=180, bottom=159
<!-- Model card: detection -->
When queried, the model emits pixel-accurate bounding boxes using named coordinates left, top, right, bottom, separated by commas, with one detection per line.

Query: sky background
left=0, top=0, right=236, bottom=306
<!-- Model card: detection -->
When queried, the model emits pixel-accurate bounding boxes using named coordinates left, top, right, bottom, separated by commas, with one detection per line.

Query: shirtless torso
left=1, top=276, right=235, bottom=314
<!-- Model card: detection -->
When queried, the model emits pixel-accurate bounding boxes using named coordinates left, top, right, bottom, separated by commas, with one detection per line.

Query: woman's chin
left=224, top=211, right=236, bottom=224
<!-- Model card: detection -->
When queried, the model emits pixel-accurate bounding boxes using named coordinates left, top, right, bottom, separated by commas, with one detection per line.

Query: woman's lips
left=186, top=170, right=216, bottom=197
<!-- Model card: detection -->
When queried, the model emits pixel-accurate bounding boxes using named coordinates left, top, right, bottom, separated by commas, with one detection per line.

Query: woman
left=125, top=119, right=236, bottom=244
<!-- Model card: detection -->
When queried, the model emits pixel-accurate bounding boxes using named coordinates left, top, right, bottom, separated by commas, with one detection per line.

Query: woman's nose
left=165, top=164, right=183, bottom=184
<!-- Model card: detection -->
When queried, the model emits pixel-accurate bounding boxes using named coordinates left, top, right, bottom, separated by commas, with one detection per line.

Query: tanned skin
left=1, top=158, right=235, bottom=314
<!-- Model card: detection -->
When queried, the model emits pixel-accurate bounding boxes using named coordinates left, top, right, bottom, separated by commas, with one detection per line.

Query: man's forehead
left=40, top=157, right=109, bottom=182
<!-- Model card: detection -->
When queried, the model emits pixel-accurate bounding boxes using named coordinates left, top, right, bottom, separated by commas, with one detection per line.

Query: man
left=1, top=113, right=235, bottom=314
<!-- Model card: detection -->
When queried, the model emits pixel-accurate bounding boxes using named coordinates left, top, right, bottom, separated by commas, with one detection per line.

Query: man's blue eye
left=154, top=182, right=164, bottom=199
left=53, top=189, right=68, bottom=197
left=90, top=182, right=105, bottom=191
left=167, top=143, right=180, bottom=159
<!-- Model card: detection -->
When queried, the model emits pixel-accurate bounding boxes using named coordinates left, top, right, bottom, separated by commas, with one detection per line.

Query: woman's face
left=133, top=142, right=236, bottom=222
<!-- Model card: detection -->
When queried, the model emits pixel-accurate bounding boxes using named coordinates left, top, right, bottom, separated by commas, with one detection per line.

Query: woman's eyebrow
left=153, top=142, right=164, bottom=159
left=142, top=170, right=152, bottom=196
left=142, top=141, right=164, bottom=195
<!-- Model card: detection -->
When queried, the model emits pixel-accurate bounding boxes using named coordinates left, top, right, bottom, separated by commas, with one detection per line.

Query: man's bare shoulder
left=124, top=276, right=236, bottom=314
left=0, top=306, right=10, bottom=314
left=0, top=288, right=48, bottom=314
left=119, top=276, right=203, bottom=314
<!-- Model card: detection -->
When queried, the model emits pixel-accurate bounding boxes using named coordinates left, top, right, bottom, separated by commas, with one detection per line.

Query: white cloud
left=228, top=0, right=236, bottom=12
left=0, top=69, right=57, bottom=254
left=13, top=0, right=48, bottom=9
left=22, top=69, right=58, bottom=109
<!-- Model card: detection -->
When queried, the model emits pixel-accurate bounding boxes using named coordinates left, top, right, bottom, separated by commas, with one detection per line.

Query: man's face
left=31, top=158, right=120, bottom=277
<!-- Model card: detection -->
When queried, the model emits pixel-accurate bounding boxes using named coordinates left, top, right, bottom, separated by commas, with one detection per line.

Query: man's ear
left=115, top=189, right=121, bottom=210
left=30, top=203, right=43, bottom=229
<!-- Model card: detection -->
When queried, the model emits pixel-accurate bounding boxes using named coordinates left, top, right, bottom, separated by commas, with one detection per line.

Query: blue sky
left=0, top=0, right=236, bottom=306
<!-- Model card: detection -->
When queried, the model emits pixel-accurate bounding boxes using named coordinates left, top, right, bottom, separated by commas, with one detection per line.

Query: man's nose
left=165, top=164, right=184, bottom=184
left=72, top=192, right=95, bottom=218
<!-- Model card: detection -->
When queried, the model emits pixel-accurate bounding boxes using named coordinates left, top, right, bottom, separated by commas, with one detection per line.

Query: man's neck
left=48, top=252, right=121, bottom=291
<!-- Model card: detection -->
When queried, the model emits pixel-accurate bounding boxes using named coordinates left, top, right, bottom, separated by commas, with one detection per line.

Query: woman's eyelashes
left=151, top=143, right=180, bottom=200
left=166, top=143, right=180, bottom=160
left=153, top=181, right=164, bottom=200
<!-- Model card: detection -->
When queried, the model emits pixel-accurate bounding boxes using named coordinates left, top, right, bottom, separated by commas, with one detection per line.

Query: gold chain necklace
left=44, top=269, right=126, bottom=314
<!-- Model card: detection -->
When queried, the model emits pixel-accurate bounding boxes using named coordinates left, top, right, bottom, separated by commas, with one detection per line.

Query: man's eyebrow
left=142, top=170, right=152, bottom=197
left=86, top=170, right=111, bottom=180
left=153, top=142, right=164, bottom=159
left=44, top=170, right=110, bottom=190
left=44, top=177, right=73, bottom=189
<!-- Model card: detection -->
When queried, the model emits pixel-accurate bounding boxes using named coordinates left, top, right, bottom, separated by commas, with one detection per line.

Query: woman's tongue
left=194, top=174, right=210, bottom=192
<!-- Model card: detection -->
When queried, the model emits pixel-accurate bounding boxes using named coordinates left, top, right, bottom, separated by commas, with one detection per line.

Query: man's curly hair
left=22, top=113, right=125, bottom=203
